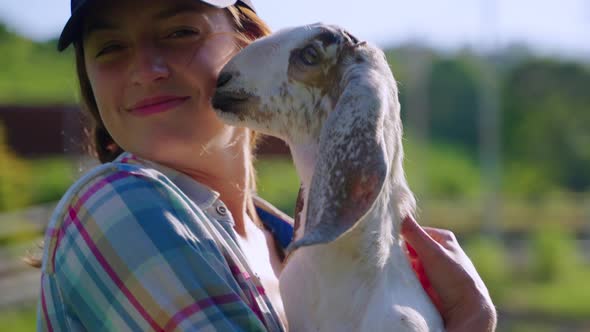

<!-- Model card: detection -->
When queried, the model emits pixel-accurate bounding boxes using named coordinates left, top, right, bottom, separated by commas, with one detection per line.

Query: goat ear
left=288, top=77, right=388, bottom=251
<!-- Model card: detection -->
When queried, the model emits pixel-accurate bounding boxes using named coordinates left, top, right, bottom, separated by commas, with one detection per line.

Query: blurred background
left=0, top=0, right=589, bottom=331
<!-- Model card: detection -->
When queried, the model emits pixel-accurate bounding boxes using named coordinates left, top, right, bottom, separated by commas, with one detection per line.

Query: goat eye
left=299, top=46, right=320, bottom=65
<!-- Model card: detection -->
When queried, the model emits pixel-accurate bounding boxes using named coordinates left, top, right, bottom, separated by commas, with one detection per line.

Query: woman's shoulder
left=51, top=155, right=163, bottom=215
left=41, top=153, right=205, bottom=273
left=44, top=154, right=180, bottom=245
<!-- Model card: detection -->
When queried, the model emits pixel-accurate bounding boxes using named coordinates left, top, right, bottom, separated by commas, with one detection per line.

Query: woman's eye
left=167, top=28, right=200, bottom=39
left=96, top=44, right=124, bottom=57
left=299, top=46, right=321, bottom=66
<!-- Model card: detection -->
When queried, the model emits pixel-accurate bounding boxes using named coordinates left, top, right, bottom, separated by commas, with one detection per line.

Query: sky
left=1, top=0, right=588, bottom=58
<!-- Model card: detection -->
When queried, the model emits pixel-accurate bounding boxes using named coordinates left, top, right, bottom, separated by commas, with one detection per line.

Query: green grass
left=465, top=229, right=590, bottom=321
left=502, top=323, right=556, bottom=332
left=404, top=139, right=483, bottom=200
left=506, top=271, right=590, bottom=320
left=0, top=306, right=37, bottom=332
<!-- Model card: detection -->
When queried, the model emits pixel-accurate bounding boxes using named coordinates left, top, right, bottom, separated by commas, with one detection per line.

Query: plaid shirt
left=37, top=152, right=292, bottom=331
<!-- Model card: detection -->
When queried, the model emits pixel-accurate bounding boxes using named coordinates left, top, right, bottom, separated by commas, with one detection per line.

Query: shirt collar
left=114, top=152, right=220, bottom=209
left=113, top=152, right=295, bottom=249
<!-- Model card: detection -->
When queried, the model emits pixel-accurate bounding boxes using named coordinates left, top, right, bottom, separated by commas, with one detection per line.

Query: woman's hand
left=401, top=216, right=497, bottom=332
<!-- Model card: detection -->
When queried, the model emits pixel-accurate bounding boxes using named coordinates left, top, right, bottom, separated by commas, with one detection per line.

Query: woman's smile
left=127, top=95, right=191, bottom=116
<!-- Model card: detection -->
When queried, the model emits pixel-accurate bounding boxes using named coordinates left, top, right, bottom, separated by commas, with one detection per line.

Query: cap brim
left=57, top=16, right=80, bottom=51
left=57, top=0, right=255, bottom=52
left=57, top=0, right=91, bottom=51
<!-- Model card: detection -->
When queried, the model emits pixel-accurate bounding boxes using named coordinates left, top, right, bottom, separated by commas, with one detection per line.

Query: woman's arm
left=39, top=171, right=267, bottom=331
left=401, top=216, right=497, bottom=332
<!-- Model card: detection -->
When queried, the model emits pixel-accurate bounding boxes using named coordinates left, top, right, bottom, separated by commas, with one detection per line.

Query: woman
left=37, top=0, right=496, bottom=331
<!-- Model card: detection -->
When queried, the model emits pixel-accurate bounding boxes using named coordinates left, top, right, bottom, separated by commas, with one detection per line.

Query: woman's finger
left=401, top=216, right=447, bottom=263
left=401, top=217, right=467, bottom=306
left=422, top=227, right=457, bottom=245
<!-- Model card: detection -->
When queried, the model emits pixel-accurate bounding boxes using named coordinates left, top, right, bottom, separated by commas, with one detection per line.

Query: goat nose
left=216, top=72, right=233, bottom=88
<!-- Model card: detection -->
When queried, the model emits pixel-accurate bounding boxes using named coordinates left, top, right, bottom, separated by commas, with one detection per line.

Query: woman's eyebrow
left=85, top=20, right=118, bottom=39
left=153, top=4, right=203, bottom=21
left=84, top=4, right=203, bottom=39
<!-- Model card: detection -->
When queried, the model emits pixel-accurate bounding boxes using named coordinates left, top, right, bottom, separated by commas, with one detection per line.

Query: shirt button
left=216, top=205, right=227, bottom=216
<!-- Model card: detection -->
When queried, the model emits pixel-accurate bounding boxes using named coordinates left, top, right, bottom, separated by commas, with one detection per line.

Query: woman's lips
left=128, top=96, right=190, bottom=116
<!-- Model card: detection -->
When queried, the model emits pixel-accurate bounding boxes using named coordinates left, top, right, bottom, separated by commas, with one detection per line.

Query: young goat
left=213, top=23, right=444, bottom=332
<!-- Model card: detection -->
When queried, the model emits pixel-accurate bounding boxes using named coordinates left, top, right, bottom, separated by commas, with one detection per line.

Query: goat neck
left=287, top=43, right=415, bottom=269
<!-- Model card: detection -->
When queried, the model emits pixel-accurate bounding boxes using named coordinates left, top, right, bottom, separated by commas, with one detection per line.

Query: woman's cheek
left=86, top=70, right=128, bottom=148
left=185, top=35, right=238, bottom=93
left=203, top=34, right=238, bottom=71
left=87, top=61, right=128, bottom=109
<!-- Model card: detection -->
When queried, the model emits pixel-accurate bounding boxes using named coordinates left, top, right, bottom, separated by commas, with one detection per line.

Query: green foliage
left=255, top=140, right=484, bottom=213
left=502, top=59, right=590, bottom=192
left=0, top=24, right=77, bottom=105
left=508, top=266, right=590, bottom=320
left=529, top=225, right=580, bottom=282
left=464, top=237, right=510, bottom=301
left=0, top=123, right=32, bottom=211
left=404, top=138, right=482, bottom=199
left=427, top=56, right=480, bottom=152
left=388, top=44, right=590, bottom=194
left=502, top=161, right=558, bottom=199
left=28, top=157, right=75, bottom=205
left=255, top=156, right=299, bottom=216
left=463, top=228, right=590, bottom=321
left=0, top=131, right=74, bottom=211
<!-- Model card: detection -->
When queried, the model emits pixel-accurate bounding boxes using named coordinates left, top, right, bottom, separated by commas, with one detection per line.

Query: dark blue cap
left=57, top=0, right=256, bottom=51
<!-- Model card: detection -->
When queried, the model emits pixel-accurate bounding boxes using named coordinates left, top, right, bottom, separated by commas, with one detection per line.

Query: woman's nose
left=130, top=47, right=170, bottom=85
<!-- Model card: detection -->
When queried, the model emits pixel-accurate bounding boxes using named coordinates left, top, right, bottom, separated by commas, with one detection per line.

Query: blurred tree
left=427, top=56, right=480, bottom=154
left=503, top=59, right=590, bottom=192
left=0, top=22, right=76, bottom=104
left=0, top=22, right=10, bottom=40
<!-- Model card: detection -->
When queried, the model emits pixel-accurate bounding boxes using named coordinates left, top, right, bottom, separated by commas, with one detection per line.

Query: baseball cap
left=57, top=0, right=256, bottom=51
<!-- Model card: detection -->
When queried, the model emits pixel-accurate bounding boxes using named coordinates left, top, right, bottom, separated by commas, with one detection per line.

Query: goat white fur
left=212, top=23, right=445, bottom=332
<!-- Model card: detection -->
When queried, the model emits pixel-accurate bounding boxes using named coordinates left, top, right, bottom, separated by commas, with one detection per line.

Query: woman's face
left=83, top=0, right=241, bottom=163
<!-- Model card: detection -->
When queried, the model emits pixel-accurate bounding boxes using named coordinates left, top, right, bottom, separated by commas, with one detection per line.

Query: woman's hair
left=26, top=5, right=272, bottom=268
